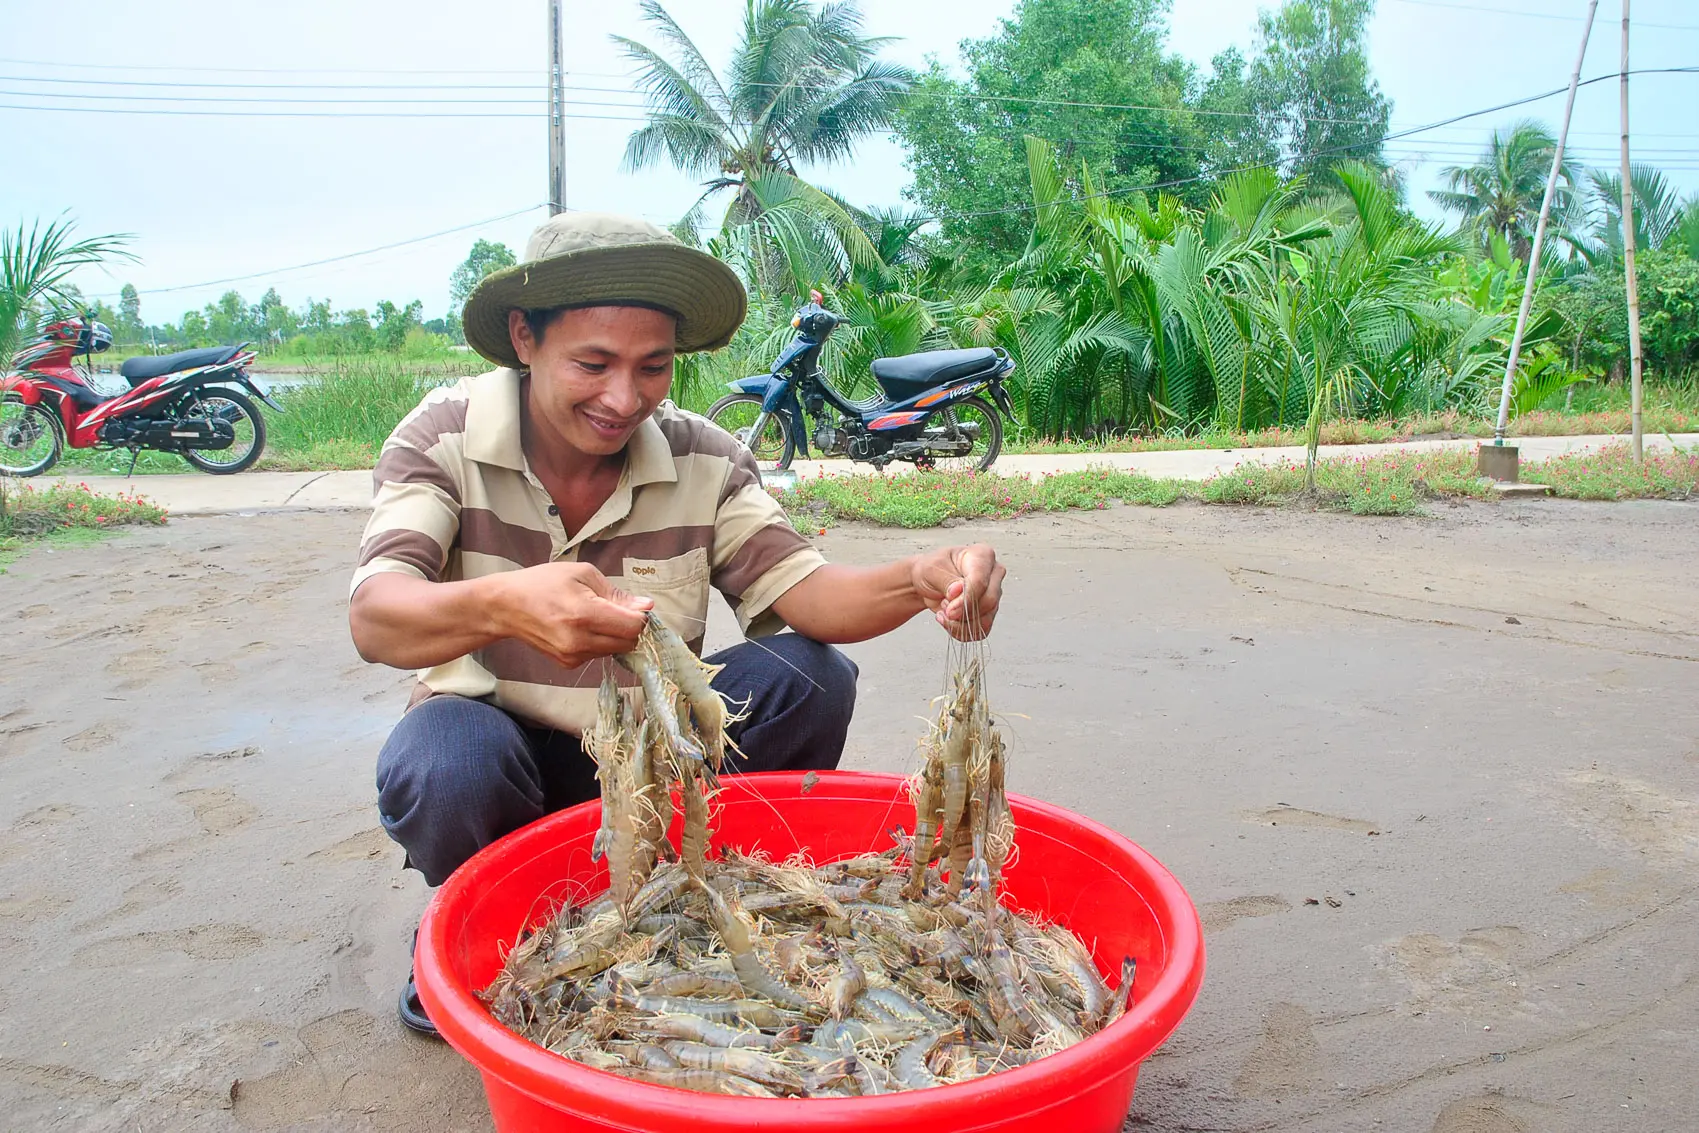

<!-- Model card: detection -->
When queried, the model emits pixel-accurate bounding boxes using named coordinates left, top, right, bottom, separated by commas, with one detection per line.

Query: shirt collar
left=463, top=368, right=526, bottom=470
left=461, top=366, right=677, bottom=488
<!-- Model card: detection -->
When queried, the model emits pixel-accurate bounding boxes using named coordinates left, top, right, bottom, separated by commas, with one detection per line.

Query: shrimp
left=613, top=1066, right=777, bottom=1096
left=631, top=1043, right=681, bottom=1070
left=627, top=862, right=692, bottom=921
left=862, top=986, right=955, bottom=1029
left=587, top=671, right=622, bottom=864
left=632, top=714, right=669, bottom=870
left=627, top=1013, right=798, bottom=1050
left=1043, top=924, right=1112, bottom=1025
left=604, top=694, right=648, bottom=913
left=643, top=972, right=742, bottom=999
left=1102, top=957, right=1137, bottom=1027
left=890, top=1031, right=948, bottom=1091
left=981, top=923, right=1044, bottom=1044
left=644, top=612, right=737, bottom=771
left=663, top=1041, right=807, bottom=1095
left=822, top=851, right=900, bottom=882
left=613, top=985, right=800, bottom=1028
left=902, top=754, right=945, bottom=900
left=697, top=881, right=815, bottom=1013
left=800, top=1057, right=861, bottom=1094
left=679, top=758, right=711, bottom=882
left=825, top=949, right=867, bottom=1020
left=617, top=646, right=703, bottom=764
left=935, top=672, right=976, bottom=856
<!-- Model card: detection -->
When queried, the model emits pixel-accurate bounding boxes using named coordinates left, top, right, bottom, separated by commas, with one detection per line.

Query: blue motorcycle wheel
left=706, top=393, right=795, bottom=470
left=921, top=395, right=1003, bottom=473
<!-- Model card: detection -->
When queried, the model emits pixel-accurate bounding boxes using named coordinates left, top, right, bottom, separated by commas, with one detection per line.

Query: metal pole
left=1619, top=0, right=1645, bottom=464
left=548, top=0, right=567, bottom=215
left=1492, top=0, right=1599, bottom=444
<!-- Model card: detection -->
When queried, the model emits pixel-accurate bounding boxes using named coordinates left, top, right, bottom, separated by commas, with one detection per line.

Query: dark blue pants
left=375, top=634, right=858, bottom=886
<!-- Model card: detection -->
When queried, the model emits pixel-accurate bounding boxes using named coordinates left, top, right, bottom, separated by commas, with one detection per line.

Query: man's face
left=509, top=305, right=677, bottom=457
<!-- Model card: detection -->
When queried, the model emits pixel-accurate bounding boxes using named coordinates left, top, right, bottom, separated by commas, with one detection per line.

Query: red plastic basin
left=415, top=770, right=1205, bottom=1133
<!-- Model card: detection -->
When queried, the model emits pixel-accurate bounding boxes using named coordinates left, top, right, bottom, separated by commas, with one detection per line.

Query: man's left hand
left=912, top=544, right=1006, bottom=641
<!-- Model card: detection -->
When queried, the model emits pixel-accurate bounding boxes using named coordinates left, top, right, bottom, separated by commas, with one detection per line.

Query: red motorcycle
left=2, top=315, right=277, bottom=477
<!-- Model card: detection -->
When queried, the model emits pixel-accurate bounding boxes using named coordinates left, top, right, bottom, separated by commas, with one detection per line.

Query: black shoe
left=398, top=932, right=441, bottom=1040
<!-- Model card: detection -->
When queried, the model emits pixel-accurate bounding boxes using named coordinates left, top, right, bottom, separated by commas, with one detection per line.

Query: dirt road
left=1, top=499, right=1694, bottom=1131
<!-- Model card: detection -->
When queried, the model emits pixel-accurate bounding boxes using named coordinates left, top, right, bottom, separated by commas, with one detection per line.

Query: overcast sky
left=5, top=0, right=1697, bottom=326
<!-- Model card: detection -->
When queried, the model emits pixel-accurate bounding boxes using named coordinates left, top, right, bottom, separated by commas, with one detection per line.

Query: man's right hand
left=349, top=563, right=652, bottom=672
left=489, top=562, right=653, bottom=669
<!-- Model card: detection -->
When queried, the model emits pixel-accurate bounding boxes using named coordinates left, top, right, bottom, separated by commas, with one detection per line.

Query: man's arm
left=770, top=544, right=1005, bottom=644
left=350, top=563, right=653, bottom=670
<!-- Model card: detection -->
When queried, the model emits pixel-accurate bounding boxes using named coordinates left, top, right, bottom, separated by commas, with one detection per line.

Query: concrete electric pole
left=1487, top=0, right=1599, bottom=476
left=548, top=0, right=567, bottom=216
left=1619, top=0, right=1646, bottom=464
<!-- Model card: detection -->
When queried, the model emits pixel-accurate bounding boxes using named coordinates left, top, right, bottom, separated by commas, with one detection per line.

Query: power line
left=1383, top=0, right=1699, bottom=31
left=0, top=56, right=637, bottom=80
left=0, top=88, right=653, bottom=110
left=105, top=205, right=546, bottom=299
left=909, top=66, right=1699, bottom=225
left=0, top=102, right=636, bottom=120
left=13, top=71, right=1699, bottom=143
left=0, top=73, right=550, bottom=91
left=0, top=56, right=540, bottom=76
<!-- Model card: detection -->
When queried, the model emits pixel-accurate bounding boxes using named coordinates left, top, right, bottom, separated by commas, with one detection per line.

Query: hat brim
left=462, top=243, right=747, bottom=368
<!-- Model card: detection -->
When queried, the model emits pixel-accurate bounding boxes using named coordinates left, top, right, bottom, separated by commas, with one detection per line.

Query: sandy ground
left=1, top=499, right=1695, bottom=1132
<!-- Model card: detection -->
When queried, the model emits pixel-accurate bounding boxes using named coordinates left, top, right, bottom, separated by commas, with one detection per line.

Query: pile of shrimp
left=484, top=615, right=1133, bottom=1098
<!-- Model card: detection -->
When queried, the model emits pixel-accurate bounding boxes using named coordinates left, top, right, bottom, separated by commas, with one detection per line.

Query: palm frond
left=632, top=0, right=731, bottom=109
left=2, top=216, right=135, bottom=365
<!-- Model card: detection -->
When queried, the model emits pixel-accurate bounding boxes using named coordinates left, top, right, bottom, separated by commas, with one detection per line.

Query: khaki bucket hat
left=462, top=212, right=747, bottom=369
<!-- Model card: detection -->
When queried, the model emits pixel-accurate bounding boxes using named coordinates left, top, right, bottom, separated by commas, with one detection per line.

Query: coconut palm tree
left=616, top=0, right=912, bottom=230
left=1585, top=163, right=1687, bottom=258
left=1429, top=120, right=1578, bottom=265
left=1676, top=195, right=1699, bottom=261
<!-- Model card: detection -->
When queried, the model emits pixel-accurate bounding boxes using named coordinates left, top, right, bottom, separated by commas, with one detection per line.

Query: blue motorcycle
left=705, top=291, right=1016, bottom=472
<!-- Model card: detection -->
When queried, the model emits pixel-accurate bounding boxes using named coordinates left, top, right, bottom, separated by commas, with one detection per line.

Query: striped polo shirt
left=351, top=367, right=824, bottom=734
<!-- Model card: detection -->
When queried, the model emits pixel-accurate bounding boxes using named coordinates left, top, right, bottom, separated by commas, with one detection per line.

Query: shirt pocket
left=617, top=546, right=710, bottom=648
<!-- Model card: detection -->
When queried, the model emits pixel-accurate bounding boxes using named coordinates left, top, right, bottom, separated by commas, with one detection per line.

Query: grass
left=1005, top=398, right=1699, bottom=455
left=773, top=443, right=1694, bottom=528
left=34, top=357, right=1699, bottom=477
left=260, top=356, right=452, bottom=470
left=0, top=481, right=169, bottom=567
left=1536, top=441, right=1699, bottom=500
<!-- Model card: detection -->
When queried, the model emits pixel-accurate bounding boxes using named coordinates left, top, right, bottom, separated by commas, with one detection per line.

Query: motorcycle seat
left=120, top=345, right=241, bottom=385
left=870, top=347, right=1000, bottom=399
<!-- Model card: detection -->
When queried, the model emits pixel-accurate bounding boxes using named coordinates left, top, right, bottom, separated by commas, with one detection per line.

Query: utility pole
left=1489, top=0, right=1599, bottom=458
left=1619, top=0, right=1645, bottom=464
left=548, top=0, right=567, bottom=215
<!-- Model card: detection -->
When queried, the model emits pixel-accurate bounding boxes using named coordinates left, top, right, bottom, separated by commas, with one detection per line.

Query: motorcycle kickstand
left=125, top=448, right=140, bottom=477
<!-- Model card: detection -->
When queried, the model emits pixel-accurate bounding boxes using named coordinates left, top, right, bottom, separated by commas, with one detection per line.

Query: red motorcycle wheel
left=178, top=387, right=267, bottom=475
left=0, top=394, right=63, bottom=477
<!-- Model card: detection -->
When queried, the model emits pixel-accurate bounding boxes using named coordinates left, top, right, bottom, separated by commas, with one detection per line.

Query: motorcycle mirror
left=809, top=289, right=823, bottom=305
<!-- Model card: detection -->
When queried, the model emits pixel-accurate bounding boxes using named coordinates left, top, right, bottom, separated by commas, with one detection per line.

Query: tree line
left=636, top=0, right=1698, bottom=446
left=64, top=0, right=1699, bottom=436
